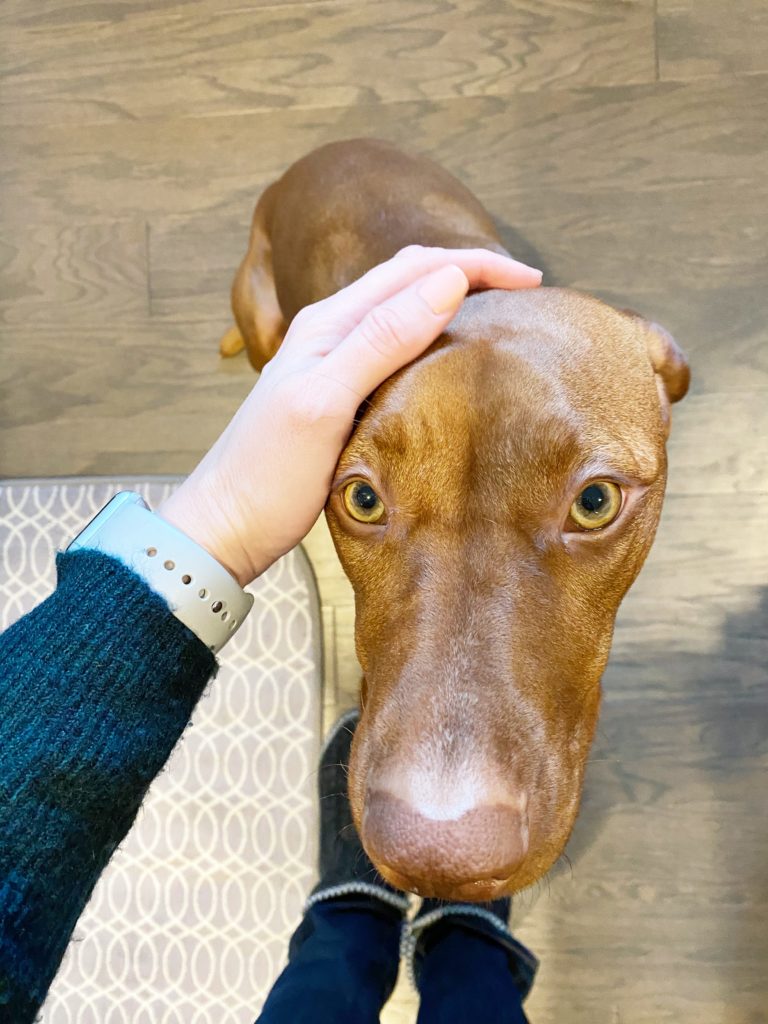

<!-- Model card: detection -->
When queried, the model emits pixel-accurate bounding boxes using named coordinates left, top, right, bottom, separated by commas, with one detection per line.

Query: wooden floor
left=1, top=2, right=766, bottom=1022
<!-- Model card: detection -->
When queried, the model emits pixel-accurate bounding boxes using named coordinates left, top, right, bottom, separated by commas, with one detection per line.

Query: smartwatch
left=66, top=491, right=254, bottom=653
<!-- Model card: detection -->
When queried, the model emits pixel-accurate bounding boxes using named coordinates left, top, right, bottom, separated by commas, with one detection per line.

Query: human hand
left=158, top=246, right=542, bottom=586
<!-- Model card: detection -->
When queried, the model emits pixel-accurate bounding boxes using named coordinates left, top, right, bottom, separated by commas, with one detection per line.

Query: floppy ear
left=644, top=320, right=690, bottom=404
left=621, top=309, right=690, bottom=433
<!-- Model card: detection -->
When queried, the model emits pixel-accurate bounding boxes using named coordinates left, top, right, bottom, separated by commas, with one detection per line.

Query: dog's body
left=219, top=138, right=509, bottom=365
left=222, top=138, right=689, bottom=901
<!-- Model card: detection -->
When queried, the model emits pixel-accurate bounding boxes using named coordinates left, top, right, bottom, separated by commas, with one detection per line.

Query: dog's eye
left=343, top=480, right=386, bottom=524
left=569, top=481, right=622, bottom=531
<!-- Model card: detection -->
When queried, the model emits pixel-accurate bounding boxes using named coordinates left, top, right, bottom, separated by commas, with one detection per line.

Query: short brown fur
left=221, top=139, right=689, bottom=901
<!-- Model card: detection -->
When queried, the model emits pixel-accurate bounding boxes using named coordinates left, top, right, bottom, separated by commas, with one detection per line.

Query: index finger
left=301, top=245, right=542, bottom=335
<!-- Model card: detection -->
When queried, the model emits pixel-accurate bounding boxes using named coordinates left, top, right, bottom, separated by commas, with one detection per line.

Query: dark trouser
left=255, top=897, right=532, bottom=1024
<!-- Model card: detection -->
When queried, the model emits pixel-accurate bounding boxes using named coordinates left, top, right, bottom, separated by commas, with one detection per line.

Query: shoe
left=305, top=708, right=410, bottom=916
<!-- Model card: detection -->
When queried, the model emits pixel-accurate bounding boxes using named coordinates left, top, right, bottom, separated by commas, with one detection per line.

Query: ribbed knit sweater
left=0, top=549, right=217, bottom=1022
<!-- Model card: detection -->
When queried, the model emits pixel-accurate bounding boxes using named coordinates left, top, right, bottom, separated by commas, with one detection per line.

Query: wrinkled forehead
left=340, top=288, right=664, bottom=486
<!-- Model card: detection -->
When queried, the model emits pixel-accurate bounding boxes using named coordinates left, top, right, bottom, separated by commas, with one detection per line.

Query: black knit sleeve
left=0, top=549, right=217, bottom=1022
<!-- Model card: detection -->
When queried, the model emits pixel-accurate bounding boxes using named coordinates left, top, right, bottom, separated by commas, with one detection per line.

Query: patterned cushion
left=0, top=477, right=322, bottom=1023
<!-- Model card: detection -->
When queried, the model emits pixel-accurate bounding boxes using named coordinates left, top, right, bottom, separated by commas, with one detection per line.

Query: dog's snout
left=362, top=788, right=529, bottom=897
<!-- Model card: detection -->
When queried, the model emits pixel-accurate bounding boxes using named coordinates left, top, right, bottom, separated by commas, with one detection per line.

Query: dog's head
left=325, top=287, right=689, bottom=901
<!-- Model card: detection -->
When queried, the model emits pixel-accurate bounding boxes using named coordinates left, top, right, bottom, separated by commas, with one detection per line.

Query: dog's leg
left=220, top=184, right=287, bottom=371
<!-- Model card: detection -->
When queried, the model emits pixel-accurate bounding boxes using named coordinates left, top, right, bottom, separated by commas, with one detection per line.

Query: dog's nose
left=361, top=788, right=529, bottom=896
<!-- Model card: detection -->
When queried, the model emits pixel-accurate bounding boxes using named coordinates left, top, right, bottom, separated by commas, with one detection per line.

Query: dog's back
left=263, top=137, right=508, bottom=318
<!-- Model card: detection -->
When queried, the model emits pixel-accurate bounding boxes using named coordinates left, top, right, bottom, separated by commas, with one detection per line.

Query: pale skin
left=159, top=246, right=542, bottom=588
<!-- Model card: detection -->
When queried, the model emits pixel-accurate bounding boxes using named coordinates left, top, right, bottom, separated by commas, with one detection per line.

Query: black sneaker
left=305, top=708, right=410, bottom=916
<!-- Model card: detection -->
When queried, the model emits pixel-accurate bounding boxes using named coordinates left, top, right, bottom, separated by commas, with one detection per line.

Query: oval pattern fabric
left=0, top=477, right=322, bottom=1023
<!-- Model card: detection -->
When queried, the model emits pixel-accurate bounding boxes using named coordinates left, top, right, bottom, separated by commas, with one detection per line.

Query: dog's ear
left=621, top=309, right=690, bottom=432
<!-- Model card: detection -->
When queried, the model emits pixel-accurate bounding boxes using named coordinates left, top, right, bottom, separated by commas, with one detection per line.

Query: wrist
left=157, top=478, right=259, bottom=588
left=67, top=491, right=254, bottom=653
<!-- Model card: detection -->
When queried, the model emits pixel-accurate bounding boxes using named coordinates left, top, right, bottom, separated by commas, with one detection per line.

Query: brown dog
left=220, top=138, right=689, bottom=902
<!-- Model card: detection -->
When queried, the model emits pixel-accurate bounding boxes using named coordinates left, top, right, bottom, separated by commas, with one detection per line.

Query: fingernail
left=419, top=265, right=469, bottom=315
left=509, top=260, right=543, bottom=283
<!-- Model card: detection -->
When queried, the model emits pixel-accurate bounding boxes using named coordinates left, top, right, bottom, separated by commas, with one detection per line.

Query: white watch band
left=67, top=491, right=254, bottom=653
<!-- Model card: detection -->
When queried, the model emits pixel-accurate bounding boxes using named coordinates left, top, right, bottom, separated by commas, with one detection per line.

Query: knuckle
left=288, top=300, right=345, bottom=342
left=395, top=244, right=424, bottom=259
left=359, top=304, right=409, bottom=357
left=289, top=304, right=316, bottom=332
left=282, top=377, right=339, bottom=428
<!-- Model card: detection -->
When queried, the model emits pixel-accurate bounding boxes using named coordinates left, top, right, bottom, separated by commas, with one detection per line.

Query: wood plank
left=332, top=603, right=361, bottom=708
left=0, top=1, right=655, bottom=128
left=0, top=321, right=252, bottom=476
left=666, top=392, right=768, bottom=493
left=513, top=187, right=767, bottom=293
left=606, top=490, right=767, bottom=703
left=0, top=219, right=148, bottom=326
left=319, top=603, right=338, bottom=730
left=2, top=75, right=766, bottom=226
left=380, top=988, right=417, bottom=1024
left=151, top=180, right=766, bottom=313
left=149, top=210, right=253, bottom=323
left=3, top=310, right=764, bottom=495
left=147, top=179, right=768, bottom=394
left=658, top=0, right=768, bottom=81
left=597, top=286, right=768, bottom=397
left=517, top=696, right=767, bottom=1023
left=6, top=189, right=765, bottom=398
left=0, top=0, right=340, bottom=14
left=301, top=517, right=353, bottom=608
left=300, top=521, right=359, bottom=711
left=4, top=336, right=763, bottom=495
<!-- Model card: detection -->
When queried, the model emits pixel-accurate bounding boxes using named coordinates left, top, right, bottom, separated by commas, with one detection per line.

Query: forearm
left=0, top=549, right=216, bottom=1020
